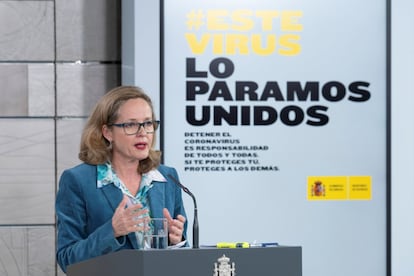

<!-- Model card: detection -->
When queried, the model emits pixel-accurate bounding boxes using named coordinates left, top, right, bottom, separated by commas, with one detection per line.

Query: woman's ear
left=102, top=124, right=112, bottom=142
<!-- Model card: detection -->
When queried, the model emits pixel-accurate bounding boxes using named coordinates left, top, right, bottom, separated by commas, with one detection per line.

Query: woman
left=56, top=86, right=187, bottom=272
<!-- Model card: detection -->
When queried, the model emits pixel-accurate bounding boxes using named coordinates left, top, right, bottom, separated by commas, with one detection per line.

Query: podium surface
left=67, top=246, right=302, bottom=276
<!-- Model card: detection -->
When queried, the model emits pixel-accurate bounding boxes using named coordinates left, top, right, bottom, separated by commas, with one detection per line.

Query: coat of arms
left=213, top=254, right=236, bottom=276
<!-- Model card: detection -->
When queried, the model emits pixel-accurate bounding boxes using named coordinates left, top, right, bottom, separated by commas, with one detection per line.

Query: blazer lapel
left=101, top=184, right=123, bottom=211
left=148, top=181, right=166, bottom=219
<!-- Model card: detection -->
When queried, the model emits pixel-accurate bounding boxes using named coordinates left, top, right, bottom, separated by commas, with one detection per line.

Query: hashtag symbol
left=186, top=10, right=205, bottom=30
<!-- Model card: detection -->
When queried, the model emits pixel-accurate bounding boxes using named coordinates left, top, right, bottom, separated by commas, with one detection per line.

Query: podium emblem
left=213, top=254, right=236, bottom=276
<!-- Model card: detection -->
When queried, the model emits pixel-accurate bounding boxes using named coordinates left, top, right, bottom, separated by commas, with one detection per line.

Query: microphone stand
left=168, top=174, right=199, bottom=249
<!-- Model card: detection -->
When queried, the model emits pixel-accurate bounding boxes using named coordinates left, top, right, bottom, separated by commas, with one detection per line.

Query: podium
left=67, top=246, right=302, bottom=276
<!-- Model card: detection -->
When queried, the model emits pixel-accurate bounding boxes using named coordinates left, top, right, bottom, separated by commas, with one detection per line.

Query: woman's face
left=104, top=98, right=154, bottom=165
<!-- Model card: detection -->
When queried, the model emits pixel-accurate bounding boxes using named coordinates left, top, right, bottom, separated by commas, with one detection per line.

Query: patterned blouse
left=97, top=162, right=166, bottom=205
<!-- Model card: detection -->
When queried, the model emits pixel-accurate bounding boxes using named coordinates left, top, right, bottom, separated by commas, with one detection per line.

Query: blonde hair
left=78, top=86, right=161, bottom=173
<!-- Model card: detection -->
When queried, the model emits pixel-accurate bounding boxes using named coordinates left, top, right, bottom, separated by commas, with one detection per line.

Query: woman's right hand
left=112, top=195, right=149, bottom=237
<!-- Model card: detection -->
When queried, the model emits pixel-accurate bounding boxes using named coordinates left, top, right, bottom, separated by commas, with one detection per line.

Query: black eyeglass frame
left=108, top=120, right=160, bottom=135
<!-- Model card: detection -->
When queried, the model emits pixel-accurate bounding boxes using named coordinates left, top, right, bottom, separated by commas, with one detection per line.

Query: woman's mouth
left=134, top=142, right=147, bottom=150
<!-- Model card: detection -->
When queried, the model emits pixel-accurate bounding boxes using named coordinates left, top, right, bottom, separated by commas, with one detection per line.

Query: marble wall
left=0, top=1, right=121, bottom=275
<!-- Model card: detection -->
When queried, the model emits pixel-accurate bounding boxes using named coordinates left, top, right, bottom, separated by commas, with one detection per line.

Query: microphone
left=168, top=174, right=199, bottom=249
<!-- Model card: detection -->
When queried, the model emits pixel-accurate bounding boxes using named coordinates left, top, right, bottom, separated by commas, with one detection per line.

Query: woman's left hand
left=163, top=208, right=186, bottom=245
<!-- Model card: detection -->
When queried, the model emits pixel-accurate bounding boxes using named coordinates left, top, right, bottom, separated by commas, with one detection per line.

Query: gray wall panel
left=0, top=63, right=55, bottom=117
left=56, top=0, right=121, bottom=61
left=0, top=226, right=55, bottom=276
left=28, top=64, right=55, bottom=116
left=0, top=119, right=55, bottom=224
left=56, top=63, right=120, bottom=116
left=56, top=118, right=87, bottom=178
left=0, top=2, right=54, bottom=61
left=0, top=64, right=28, bottom=116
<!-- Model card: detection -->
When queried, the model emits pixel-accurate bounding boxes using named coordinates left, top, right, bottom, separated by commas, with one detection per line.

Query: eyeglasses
left=109, top=120, right=160, bottom=135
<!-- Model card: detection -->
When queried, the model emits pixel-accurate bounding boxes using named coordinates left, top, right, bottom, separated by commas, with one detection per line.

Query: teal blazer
left=56, top=163, right=188, bottom=272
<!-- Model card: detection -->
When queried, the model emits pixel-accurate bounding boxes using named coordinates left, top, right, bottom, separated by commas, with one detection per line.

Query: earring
left=108, top=140, right=113, bottom=150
